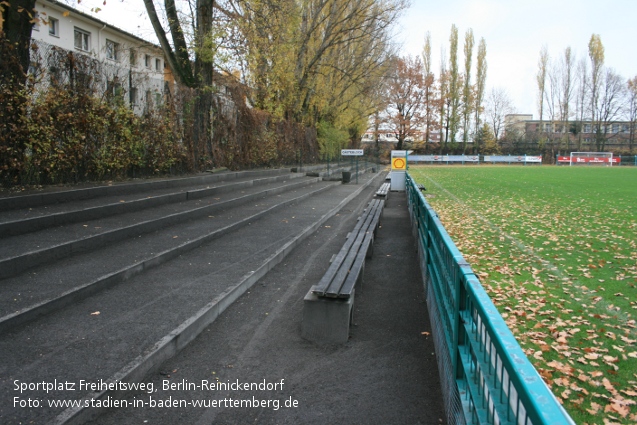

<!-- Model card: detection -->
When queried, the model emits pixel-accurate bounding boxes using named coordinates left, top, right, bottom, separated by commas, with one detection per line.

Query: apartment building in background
left=361, top=130, right=441, bottom=144
left=29, top=0, right=170, bottom=114
left=504, top=114, right=636, bottom=150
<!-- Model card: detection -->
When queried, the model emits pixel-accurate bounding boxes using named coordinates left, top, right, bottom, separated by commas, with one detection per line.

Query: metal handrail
left=406, top=172, right=575, bottom=425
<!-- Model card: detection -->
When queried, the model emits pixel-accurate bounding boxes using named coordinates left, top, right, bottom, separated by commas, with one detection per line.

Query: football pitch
left=410, top=165, right=637, bottom=424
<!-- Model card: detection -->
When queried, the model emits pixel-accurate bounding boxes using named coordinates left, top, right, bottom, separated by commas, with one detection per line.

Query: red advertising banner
left=557, top=156, right=620, bottom=164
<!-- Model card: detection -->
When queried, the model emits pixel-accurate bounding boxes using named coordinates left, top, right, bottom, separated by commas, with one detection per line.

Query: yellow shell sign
left=392, top=157, right=406, bottom=170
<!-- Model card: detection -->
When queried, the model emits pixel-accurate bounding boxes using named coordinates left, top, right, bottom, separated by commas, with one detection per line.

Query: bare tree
left=594, top=68, right=625, bottom=151
left=546, top=56, right=560, bottom=154
left=485, top=87, right=515, bottom=142
left=573, top=58, right=589, bottom=150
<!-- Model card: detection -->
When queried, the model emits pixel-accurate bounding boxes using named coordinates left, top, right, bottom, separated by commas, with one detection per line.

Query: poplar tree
left=628, top=76, right=637, bottom=153
left=438, top=48, right=450, bottom=152
left=474, top=38, right=487, bottom=153
left=448, top=24, right=460, bottom=145
left=461, top=28, right=474, bottom=152
left=536, top=45, right=549, bottom=136
left=422, top=31, right=437, bottom=146
left=559, top=47, right=575, bottom=151
left=588, top=34, right=605, bottom=148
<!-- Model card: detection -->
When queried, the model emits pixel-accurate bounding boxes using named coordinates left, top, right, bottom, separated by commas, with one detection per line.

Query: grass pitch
left=410, top=165, right=637, bottom=424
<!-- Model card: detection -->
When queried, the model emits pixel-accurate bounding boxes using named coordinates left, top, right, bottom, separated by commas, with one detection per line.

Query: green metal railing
left=406, top=173, right=575, bottom=425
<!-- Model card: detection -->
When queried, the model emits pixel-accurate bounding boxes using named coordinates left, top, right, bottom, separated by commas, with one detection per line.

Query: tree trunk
left=0, top=0, right=36, bottom=85
left=193, top=0, right=214, bottom=168
left=0, top=0, right=36, bottom=184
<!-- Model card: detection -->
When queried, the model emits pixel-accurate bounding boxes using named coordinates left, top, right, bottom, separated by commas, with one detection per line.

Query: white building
left=30, top=0, right=170, bottom=114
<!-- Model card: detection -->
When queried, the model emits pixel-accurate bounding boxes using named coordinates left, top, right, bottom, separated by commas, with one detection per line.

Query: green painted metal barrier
left=406, top=173, right=575, bottom=425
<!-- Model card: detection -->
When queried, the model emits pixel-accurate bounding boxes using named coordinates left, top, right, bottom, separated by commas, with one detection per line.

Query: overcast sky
left=396, top=0, right=637, bottom=116
left=74, top=0, right=637, bottom=116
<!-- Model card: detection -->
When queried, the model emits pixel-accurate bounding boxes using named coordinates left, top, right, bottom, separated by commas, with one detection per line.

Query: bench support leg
left=302, top=287, right=354, bottom=344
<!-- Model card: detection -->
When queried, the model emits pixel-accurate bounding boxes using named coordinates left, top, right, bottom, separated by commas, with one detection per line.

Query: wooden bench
left=376, top=182, right=390, bottom=198
left=302, top=198, right=385, bottom=344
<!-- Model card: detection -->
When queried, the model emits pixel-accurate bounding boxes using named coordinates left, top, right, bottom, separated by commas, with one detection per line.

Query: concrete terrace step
left=0, top=168, right=294, bottom=211
left=0, top=177, right=321, bottom=279
left=0, top=181, right=338, bottom=332
left=0, top=172, right=307, bottom=238
left=0, top=171, right=386, bottom=425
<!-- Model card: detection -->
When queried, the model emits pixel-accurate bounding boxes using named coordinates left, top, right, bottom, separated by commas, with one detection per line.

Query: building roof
left=44, top=0, right=160, bottom=48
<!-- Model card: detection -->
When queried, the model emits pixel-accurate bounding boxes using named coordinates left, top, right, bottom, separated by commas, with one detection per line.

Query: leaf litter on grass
left=411, top=166, right=637, bottom=425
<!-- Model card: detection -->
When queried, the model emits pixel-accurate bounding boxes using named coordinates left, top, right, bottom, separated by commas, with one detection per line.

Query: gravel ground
left=92, top=191, right=446, bottom=425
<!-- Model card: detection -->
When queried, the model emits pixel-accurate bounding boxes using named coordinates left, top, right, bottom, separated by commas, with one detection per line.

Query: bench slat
left=323, top=225, right=372, bottom=296
left=333, top=200, right=383, bottom=297
left=315, top=201, right=380, bottom=296
left=336, top=224, right=376, bottom=297
left=376, top=182, right=390, bottom=197
left=312, top=204, right=375, bottom=296
left=314, top=199, right=384, bottom=298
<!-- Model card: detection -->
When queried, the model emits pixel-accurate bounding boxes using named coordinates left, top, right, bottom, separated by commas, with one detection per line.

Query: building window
left=106, top=40, right=119, bottom=61
left=129, top=49, right=137, bottom=67
left=612, top=123, right=619, bottom=133
left=155, top=58, right=161, bottom=71
left=543, top=123, right=552, bottom=132
left=33, top=12, right=40, bottom=31
left=106, top=78, right=122, bottom=100
left=74, top=71, right=92, bottom=88
left=583, top=124, right=591, bottom=133
left=49, top=18, right=59, bottom=36
left=145, top=54, right=151, bottom=68
left=74, top=28, right=91, bottom=51
left=49, top=66, right=62, bottom=85
left=130, top=87, right=138, bottom=105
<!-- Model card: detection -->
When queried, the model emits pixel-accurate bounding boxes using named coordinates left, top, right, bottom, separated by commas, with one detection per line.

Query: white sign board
left=341, top=149, right=364, bottom=156
left=484, top=155, right=543, bottom=163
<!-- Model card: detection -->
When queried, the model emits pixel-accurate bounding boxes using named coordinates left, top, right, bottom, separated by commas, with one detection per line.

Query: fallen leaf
left=609, top=401, right=631, bottom=418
